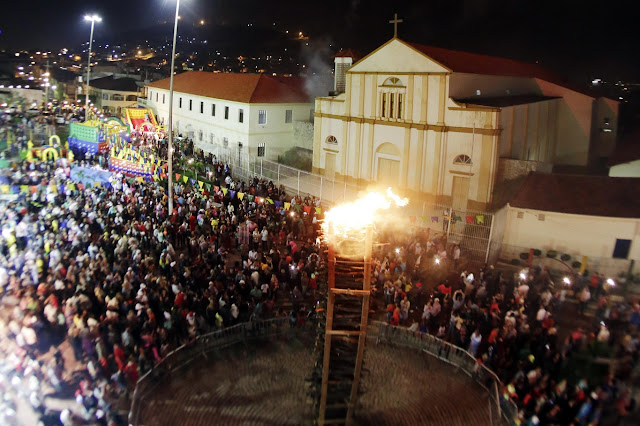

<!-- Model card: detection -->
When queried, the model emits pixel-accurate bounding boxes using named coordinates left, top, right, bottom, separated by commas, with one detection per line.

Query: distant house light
left=476, top=89, right=481, bottom=96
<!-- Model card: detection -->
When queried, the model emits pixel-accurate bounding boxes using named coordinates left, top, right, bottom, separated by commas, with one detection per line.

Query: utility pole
left=44, top=60, right=50, bottom=105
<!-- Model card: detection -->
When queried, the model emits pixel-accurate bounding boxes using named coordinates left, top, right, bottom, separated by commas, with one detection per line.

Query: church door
left=451, top=176, right=470, bottom=211
left=377, top=157, right=400, bottom=187
left=325, top=152, right=336, bottom=180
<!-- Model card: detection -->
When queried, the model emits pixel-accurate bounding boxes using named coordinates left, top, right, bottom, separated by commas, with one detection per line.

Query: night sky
left=1, top=0, right=639, bottom=82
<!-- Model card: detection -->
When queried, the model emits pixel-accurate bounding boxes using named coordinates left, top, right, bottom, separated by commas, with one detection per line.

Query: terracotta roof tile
left=407, top=42, right=610, bottom=99
left=146, top=71, right=311, bottom=104
left=510, top=172, right=640, bottom=218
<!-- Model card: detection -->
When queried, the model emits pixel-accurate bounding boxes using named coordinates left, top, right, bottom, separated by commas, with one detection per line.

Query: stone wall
left=496, top=158, right=553, bottom=183
left=293, top=121, right=314, bottom=151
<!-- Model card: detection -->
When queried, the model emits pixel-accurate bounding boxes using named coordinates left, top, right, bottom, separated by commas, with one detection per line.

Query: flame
left=322, top=188, right=408, bottom=240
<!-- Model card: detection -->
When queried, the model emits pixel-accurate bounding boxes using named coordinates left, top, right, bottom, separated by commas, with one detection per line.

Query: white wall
left=147, top=87, right=313, bottom=160
left=502, top=206, right=640, bottom=272
left=449, top=73, right=541, bottom=99
left=609, top=159, right=640, bottom=177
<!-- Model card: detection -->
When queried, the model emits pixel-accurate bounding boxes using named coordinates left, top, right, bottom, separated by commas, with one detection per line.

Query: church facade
left=312, top=38, right=618, bottom=211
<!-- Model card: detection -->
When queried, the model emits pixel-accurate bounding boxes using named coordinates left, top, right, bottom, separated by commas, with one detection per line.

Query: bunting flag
left=294, top=204, right=302, bottom=212
left=205, top=183, right=212, bottom=190
left=303, top=205, right=311, bottom=214
left=221, top=187, right=228, bottom=196
left=476, top=215, right=484, bottom=224
left=182, top=175, right=188, bottom=183
left=30, top=186, right=38, bottom=193
left=94, top=182, right=101, bottom=188
left=246, top=194, right=254, bottom=202
left=160, top=173, right=167, bottom=179
left=137, top=177, right=144, bottom=184
left=431, top=216, right=439, bottom=223
left=213, top=185, right=219, bottom=193
left=410, top=216, right=416, bottom=223
left=256, top=197, right=262, bottom=204
left=315, top=207, right=322, bottom=214
left=229, top=190, right=236, bottom=199
left=68, top=183, right=76, bottom=191
left=421, top=216, right=430, bottom=224
left=265, top=198, right=274, bottom=204
left=237, top=192, right=244, bottom=200
left=153, top=175, right=159, bottom=181
left=211, top=219, right=219, bottom=228
left=454, top=215, right=462, bottom=222
left=190, top=178, right=196, bottom=185
left=466, top=216, right=474, bottom=224
left=175, top=173, right=181, bottom=181
left=0, top=185, right=9, bottom=194
left=274, top=201, right=282, bottom=208
left=198, top=181, right=204, bottom=189
left=77, top=183, right=85, bottom=190
left=20, top=185, right=28, bottom=193
left=284, top=202, right=291, bottom=211
left=49, top=185, right=57, bottom=194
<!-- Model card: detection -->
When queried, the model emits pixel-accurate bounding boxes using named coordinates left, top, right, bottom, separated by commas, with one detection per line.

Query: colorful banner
left=284, top=202, right=291, bottom=210
left=476, top=215, right=484, bottom=224
left=466, top=216, right=474, bottom=224
left=265, top=198, right=274, bottom=204
left=238, top=192, right=244, bottom=201
left=221, top=187, right=228, bottom=196
left=182, top=175, right=188, bottom=183
left=229, top=190, right=236, bottom=199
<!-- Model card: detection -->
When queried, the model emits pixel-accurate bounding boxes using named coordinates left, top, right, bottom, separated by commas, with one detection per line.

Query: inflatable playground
left=23, top=136, right=74, bottom=163
left=67, top=107, right=168, bottom=178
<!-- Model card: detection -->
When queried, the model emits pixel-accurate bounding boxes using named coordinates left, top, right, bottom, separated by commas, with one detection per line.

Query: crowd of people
left=378, top=233, right=639, bottom=424
left=0, top=116, right=326, bottom=424
left=1, top=110, right=638, bottom=425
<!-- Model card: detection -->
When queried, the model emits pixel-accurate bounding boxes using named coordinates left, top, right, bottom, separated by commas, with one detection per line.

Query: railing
left=369, top=321, right=519, bottom=426
left=202, top=143, right=362, bottom=207
left=128, top=317, right=291, bottom=426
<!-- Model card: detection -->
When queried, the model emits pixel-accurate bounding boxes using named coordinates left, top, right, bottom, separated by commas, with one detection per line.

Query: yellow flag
left=238, top=192, right=245, bottom=200
left=0, top=185, right=9, bottom=194
left=284, top=202, right=291, bottom=211
left=182, top=175, right=188, bottom=183
left=221, top=187, right=228, bottom=195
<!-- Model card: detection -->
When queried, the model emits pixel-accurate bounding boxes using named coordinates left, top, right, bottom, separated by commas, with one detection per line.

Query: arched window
left=126, top=95, right=137, bottom=101
left=110, top=94, right=124, bottom=101
left=453, top=154, right=472, bottom=165
left=380, top=77, right=406, bottom=119
left=326, top=135, right=338, bottom=144
left=382, top=77, right=404, bottom=87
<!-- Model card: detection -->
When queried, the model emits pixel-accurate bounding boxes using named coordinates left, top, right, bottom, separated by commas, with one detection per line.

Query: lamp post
left=167, top=0, right=181, bottom=215
left=84, top=14, right=101, bottom=122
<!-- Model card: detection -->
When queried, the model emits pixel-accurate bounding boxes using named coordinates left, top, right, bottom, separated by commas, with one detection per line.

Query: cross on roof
left=389, top=13, right=403, bottom=38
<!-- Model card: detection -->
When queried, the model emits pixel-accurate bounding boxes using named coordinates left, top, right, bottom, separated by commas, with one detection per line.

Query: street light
left=167, top=0, right=181, bottom=215
left=84, top=14, right=101, bottom=121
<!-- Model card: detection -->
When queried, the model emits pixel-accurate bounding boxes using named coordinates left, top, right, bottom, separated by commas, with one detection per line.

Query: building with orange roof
left=145, top=71, right=316, bottom=159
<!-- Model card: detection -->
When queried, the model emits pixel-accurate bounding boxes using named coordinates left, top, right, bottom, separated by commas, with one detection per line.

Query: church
left=312, top=36, right=618, bottom=211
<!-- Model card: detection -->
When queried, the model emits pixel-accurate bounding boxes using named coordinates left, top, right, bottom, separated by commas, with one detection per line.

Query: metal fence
left=201, top=143, right=494, bottom=262
left=128, top=317, right=291, bottom=426
left=204, top=143, right=362, bottom=206
left=370, top=321, right=519, bottom=426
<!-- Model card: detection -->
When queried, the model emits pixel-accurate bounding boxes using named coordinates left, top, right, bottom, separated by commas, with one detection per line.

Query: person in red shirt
left=124, top=358, right=139, bottom=385
left=113, top=343, right=126, bottom=371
